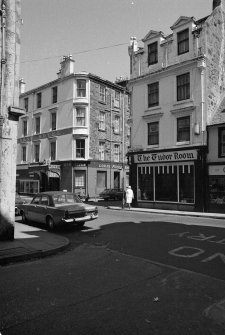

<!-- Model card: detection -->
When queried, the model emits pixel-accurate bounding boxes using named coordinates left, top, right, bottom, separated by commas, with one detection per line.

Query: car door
left=27, top=195, right=41, bottom=222
left=34, top=195, right=50, bottom=224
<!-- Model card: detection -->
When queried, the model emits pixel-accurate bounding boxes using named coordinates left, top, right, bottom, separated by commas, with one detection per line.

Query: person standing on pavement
left=125, top=186, right=134, bottom=209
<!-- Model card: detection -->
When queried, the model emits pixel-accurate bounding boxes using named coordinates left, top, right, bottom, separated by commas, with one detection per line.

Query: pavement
left=1, top=200, right=225, bottom=266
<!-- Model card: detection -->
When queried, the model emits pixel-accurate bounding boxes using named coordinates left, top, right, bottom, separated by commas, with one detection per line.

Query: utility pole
left=0, top=0, right=24, bottom=240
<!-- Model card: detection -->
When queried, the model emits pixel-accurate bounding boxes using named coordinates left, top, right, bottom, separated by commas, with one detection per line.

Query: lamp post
left=121, top=90, right=126, bottom=209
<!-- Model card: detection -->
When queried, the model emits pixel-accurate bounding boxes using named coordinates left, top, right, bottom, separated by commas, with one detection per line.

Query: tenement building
left=16, top=56, right=130, bottom=198
left=127, top=0, right=225, bottom=212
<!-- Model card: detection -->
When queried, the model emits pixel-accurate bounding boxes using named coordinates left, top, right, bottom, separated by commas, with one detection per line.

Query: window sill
left=176, top=141, right=190, bottom=146
left=98, top=128, right=106, bottom=132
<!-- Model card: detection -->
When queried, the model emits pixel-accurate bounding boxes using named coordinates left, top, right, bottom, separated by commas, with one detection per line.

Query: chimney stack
left=58, top=55, right=75, bottom=78
left=19, top=78, right=26, bottom=94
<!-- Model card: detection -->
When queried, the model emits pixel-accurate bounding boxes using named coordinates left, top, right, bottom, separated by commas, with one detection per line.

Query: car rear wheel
left=47, top=217, right=55, bottom=230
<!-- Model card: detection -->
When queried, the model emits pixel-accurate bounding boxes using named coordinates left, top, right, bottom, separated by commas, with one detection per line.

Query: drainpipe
left=197, top=57, right=206, bottom=144
left=0, top=1, right=6, bottom=117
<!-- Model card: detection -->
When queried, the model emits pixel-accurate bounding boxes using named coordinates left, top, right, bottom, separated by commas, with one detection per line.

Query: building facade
left=16, top=56, right=130, bottom=198
left=127, top=0, right=225, bottom=212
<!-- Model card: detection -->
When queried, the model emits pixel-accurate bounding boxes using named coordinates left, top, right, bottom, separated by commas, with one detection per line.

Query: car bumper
left=62, top=213, right=98, bottom=224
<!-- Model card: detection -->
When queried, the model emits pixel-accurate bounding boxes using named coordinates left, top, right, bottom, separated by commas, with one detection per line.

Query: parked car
left=99, top=188, right=125, bottom=201
left=15, top=193, right=27, bottom=216
left=18, top=191, right=98, bottom=230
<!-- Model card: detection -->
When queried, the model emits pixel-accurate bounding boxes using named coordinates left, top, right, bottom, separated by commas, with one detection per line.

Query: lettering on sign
left=168, top=231, right=225, bottom=264
left=134, top=150, right=197, bottom=163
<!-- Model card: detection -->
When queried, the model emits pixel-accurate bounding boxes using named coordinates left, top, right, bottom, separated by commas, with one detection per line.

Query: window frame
left=50, top=141, right=56, bottom=161
left=51, top=112, right=57, bottom=131
left=99, top=141, right=105, bottom=160
left=177, top=116, right=190, bottom=143
left=148, top=41, right=158, bottom=66
left=99, top=85, right=106, bottom=103
left=76, top=139, right=85, bottom=159
left=22, top=146, right=26, bottom=162
left=177, top=28, right=189, bottom=55
left=218, top=127, right=225, bottom=157
left=114, top=115, right=120, bottom=134
left=177, top=73, right=190, bottom=101
left=148, top=82, right=159, bottom=108
left=23, top=119, right=28, bottom=136
left=35, top=116, right=40, bottom=134
left=114, top=91, right=120, bottom=108
left=34, top=143, right=40, bottom=162
left=77, top=79, right=86, bottom=98
left=148, top=121, right=159, bottom=146
left=99, top=111, right=106, bottom=131
left=114, top=144, right=120, bottom=162
left=24, top=97, right=28, bottom=113
left=52, top=86, right=58, bottom=104
left=37, top=92, right=42, bottom=109
left=76, top=107, right=86, bottom=127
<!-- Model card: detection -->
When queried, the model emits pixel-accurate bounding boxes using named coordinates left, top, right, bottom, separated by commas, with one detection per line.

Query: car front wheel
left=21, top=212, right=27, bottom=224
left=47, top=217, right=55, bottom=230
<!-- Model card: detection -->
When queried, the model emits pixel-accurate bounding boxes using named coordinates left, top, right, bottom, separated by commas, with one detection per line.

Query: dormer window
left=148, top=41, right=158, bottom=65
left=177, top=28, right=189, bottom=55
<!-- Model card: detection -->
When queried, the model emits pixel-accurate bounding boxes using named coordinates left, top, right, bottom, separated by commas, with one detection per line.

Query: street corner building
left=127, top=0, right=225, bottom=213
left=16, top=57, right=130, bottom=199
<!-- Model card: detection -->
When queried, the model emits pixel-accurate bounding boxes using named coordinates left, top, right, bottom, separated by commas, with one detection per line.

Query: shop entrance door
left=114, top=171, right=120, bottom=189
left=96, top=171, right=106, bottom=195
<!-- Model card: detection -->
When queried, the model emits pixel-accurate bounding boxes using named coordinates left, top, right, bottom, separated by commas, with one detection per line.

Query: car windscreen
left=53, top=193, right=82, bottom=206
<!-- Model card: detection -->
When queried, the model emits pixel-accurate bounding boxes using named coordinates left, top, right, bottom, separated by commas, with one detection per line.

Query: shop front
left=208, top=164, right=225, bottom=213
left=129, top=147, right=207, bottom=211
left=16, top=163, right=61, bottom=194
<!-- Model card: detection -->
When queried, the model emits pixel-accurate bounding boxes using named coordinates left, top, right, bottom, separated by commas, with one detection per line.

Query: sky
left=20, top=0, right=212, bottom=91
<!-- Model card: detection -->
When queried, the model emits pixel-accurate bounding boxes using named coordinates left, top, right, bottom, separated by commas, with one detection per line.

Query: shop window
left=20, top=180, right=39, bottom=194
left=177, top=116, right=190, bottom=142
left=179, top=165, right=194, bottom=203
left=155, top=166, right=178, bottom=202
left=138, top=166, right=154, bottom=201
left=75, top=170, right=86, bottom=189
left=209, top=176, right=225, bottom=205
left=148, top=41, right=158, bottom=65
left=76, top=139, right=85, bottom=158
left=218, top=127, right=225, bottom=157
left=77, top=79, right=86, bottom=97
left=148, top=122, right=159, bottom=145
left=177, top=73, right=190, bottom=101
left=148, top=82, right=159, bottom=108
left=177, top=29, right=189, bottom=55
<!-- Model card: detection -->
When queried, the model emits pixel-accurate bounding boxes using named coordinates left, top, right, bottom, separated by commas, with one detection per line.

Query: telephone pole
left=0, top=0, right=24, bottom=240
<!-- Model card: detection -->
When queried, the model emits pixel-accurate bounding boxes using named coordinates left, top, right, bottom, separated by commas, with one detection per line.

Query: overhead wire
left=20, top=39, right=142, bottom=64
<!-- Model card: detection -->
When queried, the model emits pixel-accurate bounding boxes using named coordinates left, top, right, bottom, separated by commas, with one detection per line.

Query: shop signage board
left=209, top=165, right=225, bottom=176
left=134, top=150, right=198, bottom=164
